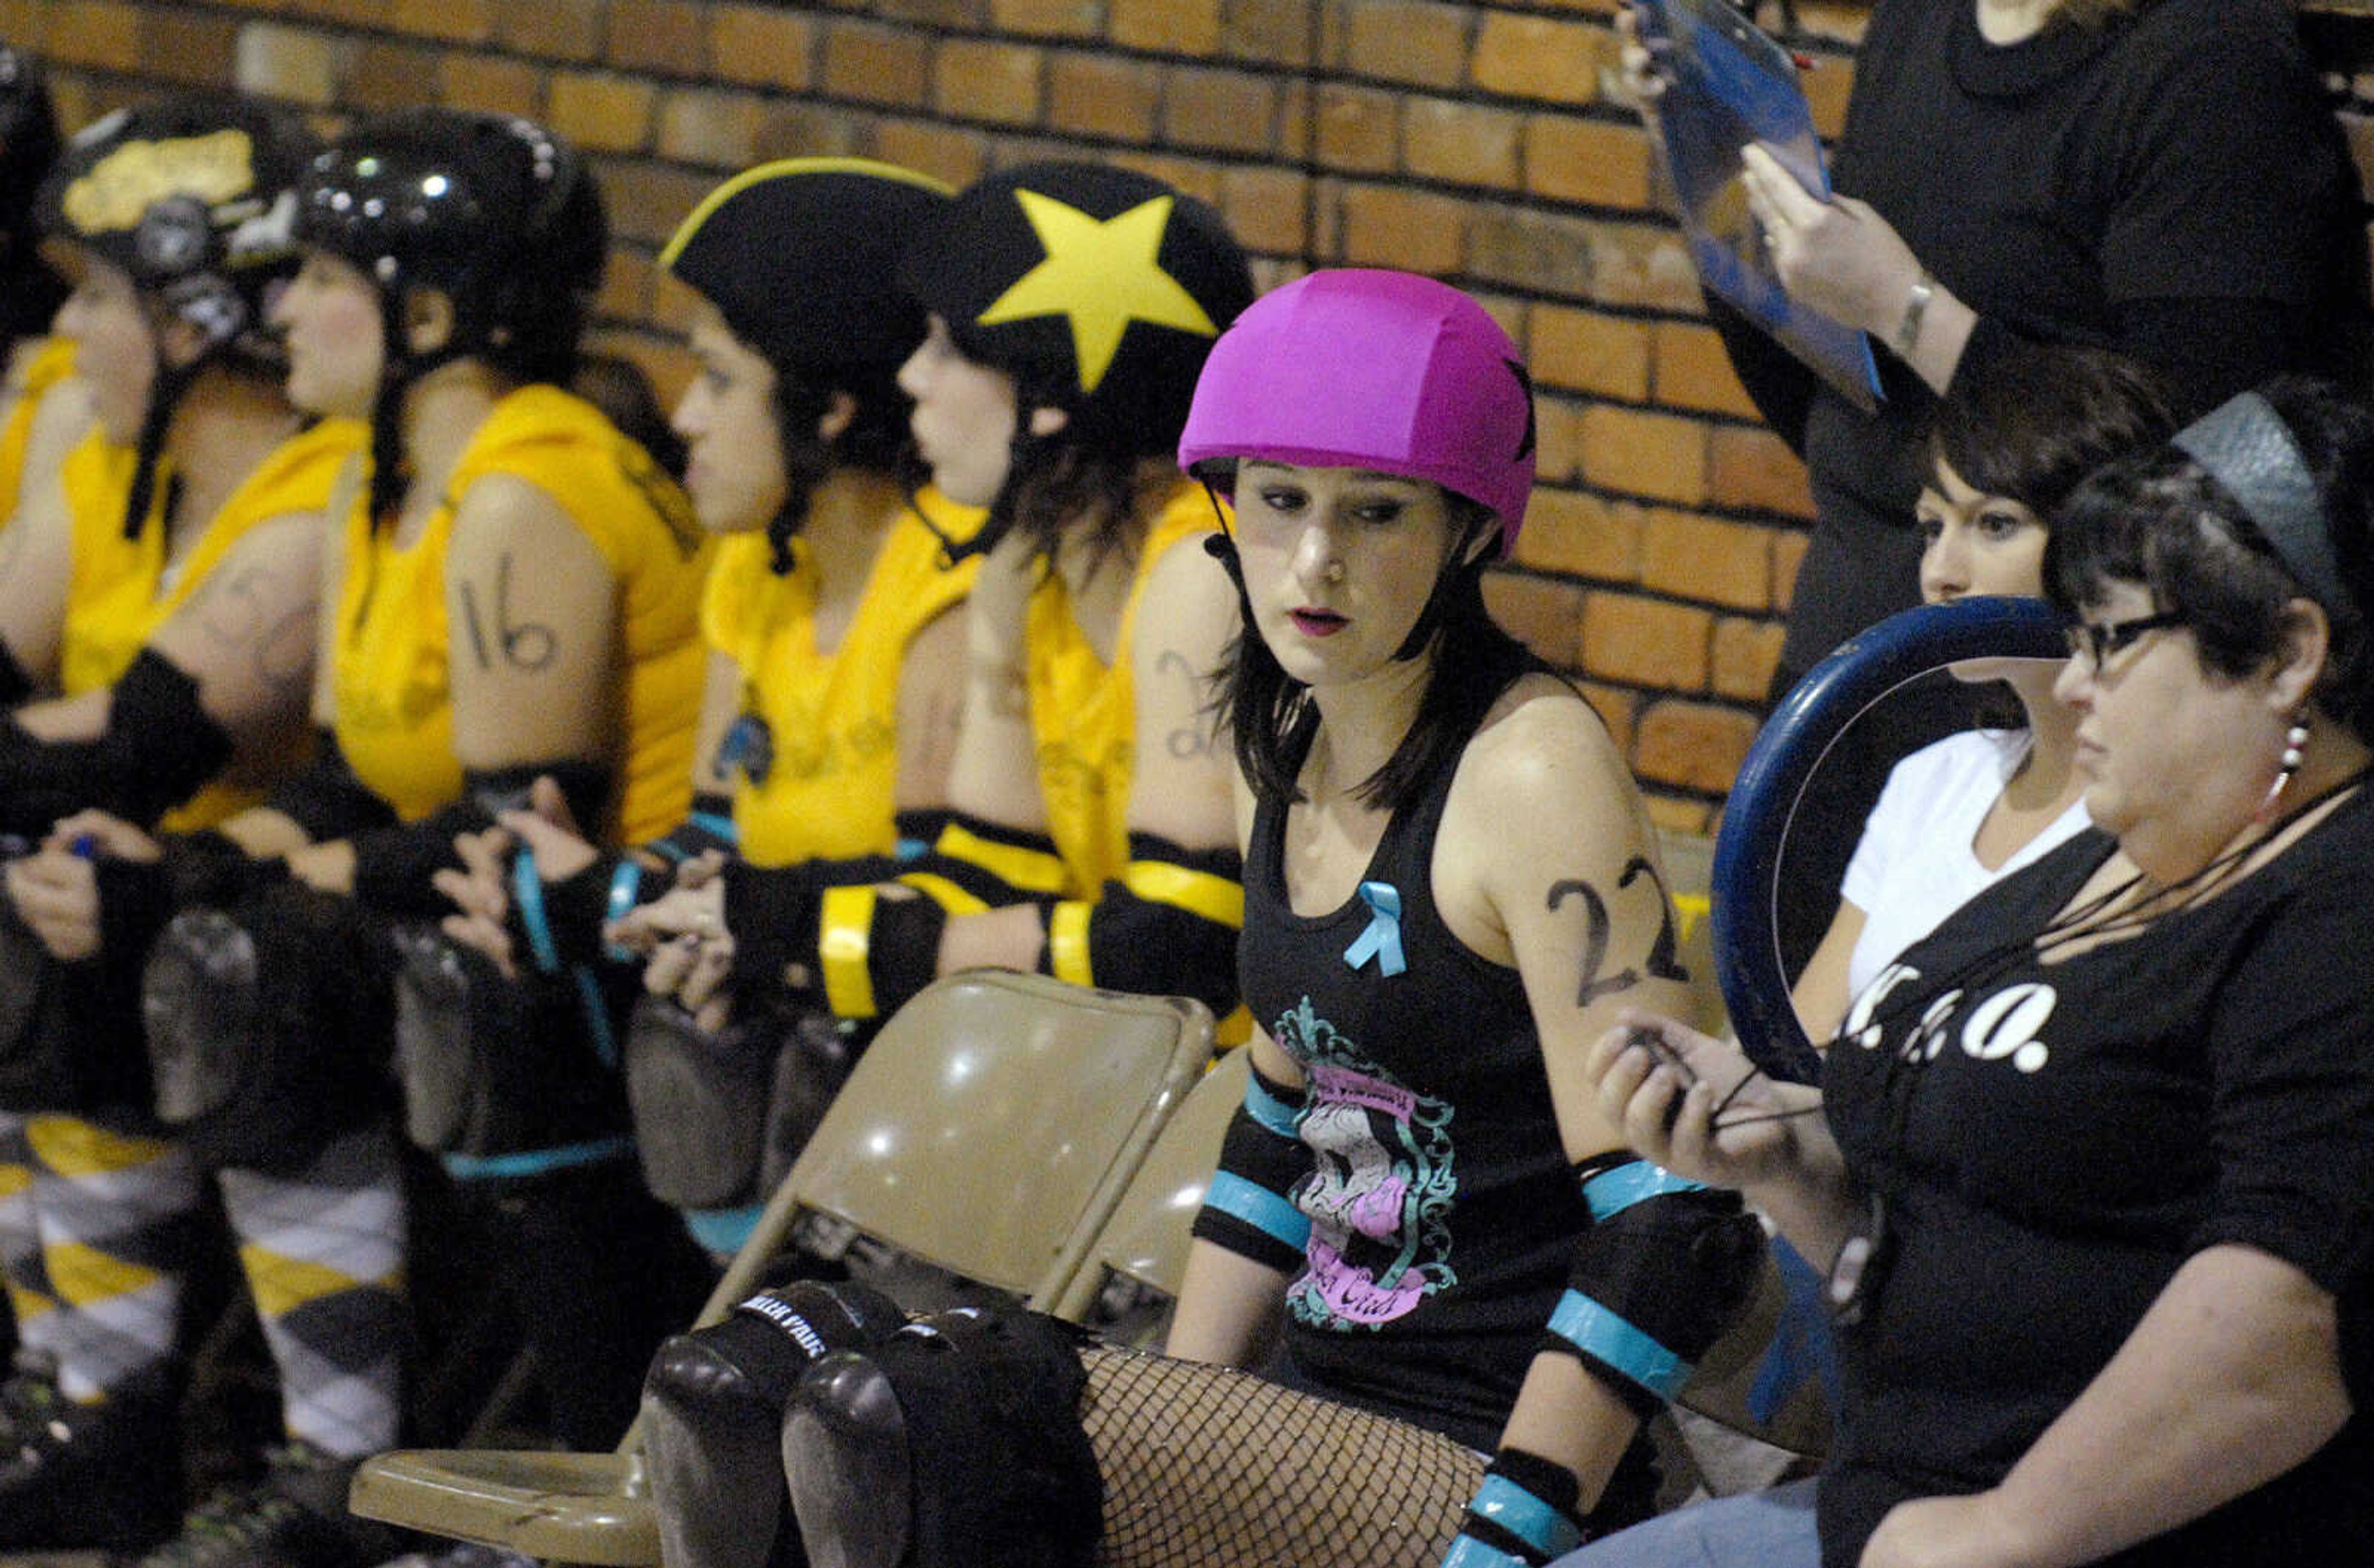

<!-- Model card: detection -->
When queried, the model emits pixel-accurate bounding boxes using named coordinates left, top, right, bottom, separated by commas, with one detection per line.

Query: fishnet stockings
left=1079, top=1347, right=1484, bottom=1568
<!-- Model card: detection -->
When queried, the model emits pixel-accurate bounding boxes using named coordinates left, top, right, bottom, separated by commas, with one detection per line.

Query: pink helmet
left=1176, top=268, right=1536, bottom=553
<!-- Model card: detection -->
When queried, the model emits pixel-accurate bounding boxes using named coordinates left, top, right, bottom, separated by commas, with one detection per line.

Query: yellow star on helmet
left=976, top=190, right=1218, bottom=394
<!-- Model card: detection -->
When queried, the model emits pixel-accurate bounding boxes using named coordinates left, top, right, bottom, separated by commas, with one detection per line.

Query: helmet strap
left=122, top=354, right=204, bottom=541
left=763, top=374, right=838, bottom=575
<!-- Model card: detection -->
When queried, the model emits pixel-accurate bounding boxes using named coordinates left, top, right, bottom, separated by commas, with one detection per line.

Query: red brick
left=1529, top=305, right=1651, bottom=402
left=1342, top=1, right=1470, bottom=90
left=595, top=159, right=715, bottom=248
left=1337, top=182, right=1467, bottom=274
left=1580, top=404, right=1708, bottom=505
left=492, top=0, right=605, bottom=61
left=1471, top=13, right=1606, bottom=104
left=658, top=87, right=768, bottom=169
left=1709, top=425, right=1815, bottom=519
left=595, top=245, right=656, bottom=323
left=609, top=0, right=708, bottom=74
left=1653, top=321, right=1758, bottom=420
left=1469, top=206, right=1598, bottom=297
left=1112, top=153, right=1222, bottom=206
left=51, top=4, right=138, bottom=71
left=1583, top=681, right=1637, bottom=756
left=1403, top=98, right=1522, bottom=189
left=0, top=1, right=54, bottom=49
left=1113, top=0, right=1219, bottom=53
left=1583, top=593, right=1711, bottom=689
left=992, top=0, right=1104, bottom=37
left=441, top=53, right=543, bottom=119
left=710, top=6, right=816, bottom=90
left=1803, top=54, right=1857, bottom=140
left=1772, top=528, right=1811, bottom=614
left=872, top=119, right=992, bottom=189
left=140, top=11, right=237, bottom=87
left=1634, top=700, right=1758, bottom=793
left=935, top=39, right=1042, bottom=126
left=1049, top=55, right=1159, bottom=142
left=1220, top=165, right=1309, bottom=256
left=1525, top=114, right=1653, bottom=210
left=1315, top=83, right=1398, bottom=174
left=1222, top=0, right=1314, bottom=66
left=1644, top=793, right=1715, bottom=837
left=1534, top=395, right=1589, bottom=485
left=823, top=25, right=932, bottom=106
left=233, top=23, right=346, bottom=105
left=349, top=41, right=445, bottom=111
left=1483, top=572, right=1587, bottom=668
left=1581, top=219, right=1704, bottom=313
left=755, top=101, right=866, bottom=162
left=1640, top=509, right=1771, bottom=609
left=386, top=0, right=493, bottom=43
left=877, top=0, right=985, bottom=25
left=548, top=72, right=657, bottom=155
left=1793, top=3, right=1873, bottom=48
left=1711, top=615, right=1786, bottom=701
left=1513, top=487, right=1643, bottom=583
left=1165, top=66, right=1278, bottom=155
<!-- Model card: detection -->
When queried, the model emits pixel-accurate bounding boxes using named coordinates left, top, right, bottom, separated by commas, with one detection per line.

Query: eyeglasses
left=2062, top=609, right=2186, bottom=669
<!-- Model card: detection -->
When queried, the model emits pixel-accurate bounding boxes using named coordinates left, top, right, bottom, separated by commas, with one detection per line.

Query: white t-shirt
left=1839, top=729, right=2093, bottom=1002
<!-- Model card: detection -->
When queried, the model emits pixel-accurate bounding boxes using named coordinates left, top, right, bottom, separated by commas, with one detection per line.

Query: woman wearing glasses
left=1787, top=344, right=2175, bottom=1046
left=1568, top=378, right=2374, bottom=1568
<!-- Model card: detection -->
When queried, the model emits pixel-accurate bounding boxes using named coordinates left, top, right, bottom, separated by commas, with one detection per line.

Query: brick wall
left=16, top=0, right=2374, bottom=829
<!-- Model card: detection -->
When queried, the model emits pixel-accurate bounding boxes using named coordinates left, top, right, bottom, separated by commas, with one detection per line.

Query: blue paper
left=1639, top=0, right=1883, bottom=410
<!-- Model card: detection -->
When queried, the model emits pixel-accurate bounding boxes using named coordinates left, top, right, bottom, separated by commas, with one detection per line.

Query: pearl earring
left=2255, top=714, right=2312, bottom=821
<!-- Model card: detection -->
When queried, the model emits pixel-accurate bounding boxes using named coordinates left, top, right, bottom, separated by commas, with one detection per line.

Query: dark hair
left=755, top=356, right=917, bottom=573
left=572, top=350, right=686, bottom=480
left=1219, top=492, right=1536, bottom=811
left=1929, top=343, right=2177, bottom=520
left=2046, top=376, right=2374, bottom=740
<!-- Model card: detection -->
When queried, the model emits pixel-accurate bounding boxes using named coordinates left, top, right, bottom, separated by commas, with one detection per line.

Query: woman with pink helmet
left=1160, top=267, right=1766, bottom=1561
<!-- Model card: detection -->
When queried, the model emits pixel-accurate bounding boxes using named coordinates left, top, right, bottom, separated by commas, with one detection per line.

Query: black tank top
left=1238, top=666, right=1591, bottom=1449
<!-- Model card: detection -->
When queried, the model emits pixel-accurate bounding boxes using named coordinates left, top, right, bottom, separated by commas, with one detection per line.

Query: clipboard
left=1637, top=0, right=1883, bottom=410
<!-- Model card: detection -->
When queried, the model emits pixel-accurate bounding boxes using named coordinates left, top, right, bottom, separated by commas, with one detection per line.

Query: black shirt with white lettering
left=1819, top=786, right=2374, bottom=1567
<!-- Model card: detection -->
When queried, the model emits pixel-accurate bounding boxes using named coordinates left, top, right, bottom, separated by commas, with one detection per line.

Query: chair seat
left=347, top=1449, right=655, bottom=1565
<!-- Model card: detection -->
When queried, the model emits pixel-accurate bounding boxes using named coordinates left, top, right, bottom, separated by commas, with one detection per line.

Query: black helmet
left=662, top=156, right=951, bottom=570
left=0, top=46, right=62, bottom=341
left=900, top=162, right=1252, bottom=463
left=38, top=94, right=313, bottom=537
left=662, top=156, right=947, bottom=384
left=298, top=108, right=604, bottom=524
left=299, top=107, right=605, bottom=385
left=39, top=93, right=310, bottom=371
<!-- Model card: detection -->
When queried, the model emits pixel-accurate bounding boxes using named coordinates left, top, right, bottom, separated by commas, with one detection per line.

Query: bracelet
left=1892, top=269, right=1934, bottom=359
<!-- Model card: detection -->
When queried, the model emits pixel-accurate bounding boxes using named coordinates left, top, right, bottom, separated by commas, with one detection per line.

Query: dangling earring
left=2256, top=713, right=2311, bottom=821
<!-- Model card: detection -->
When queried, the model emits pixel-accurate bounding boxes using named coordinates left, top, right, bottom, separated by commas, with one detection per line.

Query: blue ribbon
left=1342, top=881, right=1406, bottom=977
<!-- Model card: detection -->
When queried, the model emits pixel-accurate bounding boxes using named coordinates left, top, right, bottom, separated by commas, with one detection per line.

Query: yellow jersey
left=1024, top=482, right=1217, bottom=892
left=330, top=385, right=712, bottom=843
left=702, top=487, right=984, bottom=867
left=57, top=417, right=365, bottom=830
left=0, top=337, right=77, bottom=537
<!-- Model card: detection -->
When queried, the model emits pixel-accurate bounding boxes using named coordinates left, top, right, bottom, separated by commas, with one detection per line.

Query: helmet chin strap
left=367, top=282, right=476, bottom=529
left=1390, top=514, right=1497, bottom=662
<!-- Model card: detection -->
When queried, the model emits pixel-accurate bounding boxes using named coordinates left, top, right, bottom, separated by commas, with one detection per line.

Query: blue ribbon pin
left=1342, top=881, right=1406, bottom=977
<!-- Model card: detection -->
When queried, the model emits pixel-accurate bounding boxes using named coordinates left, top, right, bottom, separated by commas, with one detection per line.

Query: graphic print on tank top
left=1272, top=995, right=1458, bottom=1329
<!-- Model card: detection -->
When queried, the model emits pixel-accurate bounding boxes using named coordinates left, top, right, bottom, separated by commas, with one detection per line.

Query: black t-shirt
left=1746, top=0, right=2365, bottom=677
left=1818, top=789, right=2374, bottom=1567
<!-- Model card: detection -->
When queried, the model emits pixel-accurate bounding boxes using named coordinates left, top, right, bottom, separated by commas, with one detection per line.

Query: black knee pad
left=140, top=884, right=393, bottom=1168
left=781, top=1307, right=1102, bottom=1568
left=624, top=999, right=861, bottom=1211
left=390, top=925, right=634, bottom=1161
left=643, top=1281, right=907, bottom=1568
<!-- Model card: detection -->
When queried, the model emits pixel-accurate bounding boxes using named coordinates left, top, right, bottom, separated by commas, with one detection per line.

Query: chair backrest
left=1051, top=1046, right=1248, bottom=1323
left=695, top=970, right=1214, bottom=1326
left=1654, top=826, right=1727, bottom=1036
